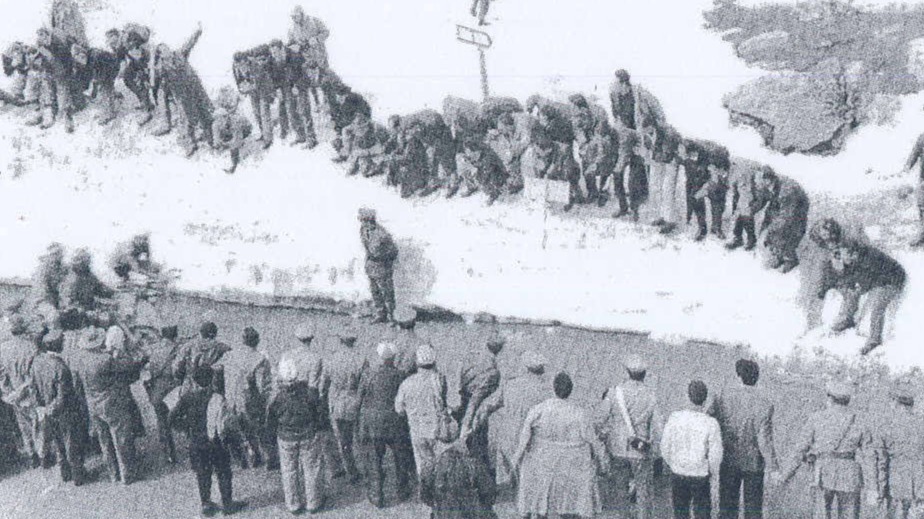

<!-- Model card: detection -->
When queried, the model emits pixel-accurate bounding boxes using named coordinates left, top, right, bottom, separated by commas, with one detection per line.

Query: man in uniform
left=574, top=110, right=616, bottom=209
left=282, top=39, right=322, bottom=149
left=456, top=330, right=504, bottom=480
left=392, top=110, right=457, bottom=196
left=710, top=359, right=778, bottom=519
left=521, top=123, right=581, bottom=211
left=391, top=306, right=426, bottom=377
left=326, top=325, right=367, bottom=483
left=612, top=129, right=650, bottom=221
left=219, top=327, right=272, bottom=469
left=31, top=328, right=87, bottom=485
left=0, top=315, right=40, bottom=468
left=778, top=381, right=874, bottom=519
left=597, top=354, right=662, bottom=519
left=608, top=69, right=666, bottom=134
left=754, top=168, right=810, bottom=273
left=486, top=112, right=529, bottom=195
left=344, top=112, right=390, bottom=178
left=359, top=209, right=399, bottom=324
left=278, top=323, right=325, bottom=391
left=172, top=321, right=231, bottom=398
left=874, top=384, right=924, bottom=518
left=395, top=342, right=449, bottom=482
left=648, top=124, right=683, bottom=234
left=288, top=6, right=330, bottom=67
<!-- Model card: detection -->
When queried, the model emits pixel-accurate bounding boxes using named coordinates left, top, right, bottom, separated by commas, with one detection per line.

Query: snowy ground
left=1, top=0, right=923, bottom=369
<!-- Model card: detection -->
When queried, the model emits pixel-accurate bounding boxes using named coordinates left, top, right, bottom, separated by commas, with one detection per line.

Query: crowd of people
left=0, top=258, right=919, bottom=519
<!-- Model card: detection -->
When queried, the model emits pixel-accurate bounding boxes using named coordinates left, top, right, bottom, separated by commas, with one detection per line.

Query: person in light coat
left=395, top=342, right=449, bottom=481
left=325, top=326, right=367, bottom=482
left=874, top=384, right=924, bottom=519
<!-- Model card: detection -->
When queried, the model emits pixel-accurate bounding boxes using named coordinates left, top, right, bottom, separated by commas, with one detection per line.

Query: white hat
left=376, top=341, right=397, bottom=360
left=416, top=343, right=436, bottom=366
left=521, top=350, right=547, bottom=371
left=278, top=358, right=299, bottom=383
left=105, top=326, right=126, bottom=352
left=294, top=323, right=315, bottom=341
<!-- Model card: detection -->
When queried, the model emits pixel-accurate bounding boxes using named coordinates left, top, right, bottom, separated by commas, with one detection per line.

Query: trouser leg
left=660, top=162, right=679, bottom=222
left=283, top=89, right=305, bottom=141
left=410, top=435, right=437, bottom=481
left=584, top=174, right=599, bottom=203
left=277, top=88, right=291, bottom=140
left=390, top=437, right=414, bottom=498
left=691, top=476, right=712, bottom=519
left=368, top=276, right=387, bottom=320
left=296, top=86, right=317, bottom=145
left=250, top=96, right=264, bottom=137
left=152, top=401, right=176, bottom=461
left=334, top=419, right=358, bottom=478
left=110, top=418, right=137, bottom=483
left=834, top=491, right=859, bottom=519
left=260, top=96, right=273, bottom=145
left=195, top=467, right=213, bottom=505
left=815, top=489, right=834, bottom=519
left=632, top=457, right=654, bottom=519
left=302, top=434, right=327, bottom=510
left=13, top=407, right=37, bottom=458
left=672, top=475, right=693, bottom=519
left=279, top=438, right=306, bottom=512
left=95, top=419, right=120, bottom=481
left=718, top=464, right=742, bottom=519
left=467, top=424, right=493, bottom=482
left=709, top=191, right=727, bottom=237
left=867, top=285, right=899, bottom=346
left=212, top=440, right=234, bottom=508
left=365, top=439, right=386, bottom=503
left=834, top=288, right=862, bottom=328
left=613, top=168, right=628, bottom=212
left=741, top=470, right=765, bottom=519
left=690, top=198, right=708, bottom=238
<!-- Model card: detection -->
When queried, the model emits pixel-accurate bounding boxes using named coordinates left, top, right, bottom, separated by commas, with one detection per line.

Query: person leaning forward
left=778, top=381, right=874, bottom=519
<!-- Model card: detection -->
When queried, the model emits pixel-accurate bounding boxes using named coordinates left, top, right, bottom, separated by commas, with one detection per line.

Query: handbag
left=613, top=387, right=651, bottom=455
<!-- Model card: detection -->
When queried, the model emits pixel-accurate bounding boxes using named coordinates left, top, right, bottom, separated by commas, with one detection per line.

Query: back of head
left=200, top=321, right=218, bottom=340
left=614, top=68, right=631, bottom=84
left=160, top=325, right=178, bottom=341
left=553, top=371, right=573, bottom=399
left=810, top=218, right=843, bottom=247
left=242, top=326, right=260, bottom=348
left=735, top=359, right=759, bottom=386
left=688, top=380, right=708, bottom=406
left=568, top=93, right=589, bottom=110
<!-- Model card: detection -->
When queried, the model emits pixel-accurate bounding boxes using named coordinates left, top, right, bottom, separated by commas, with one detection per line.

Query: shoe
left=486, top=194, right=498, bottom=206
left=445, top=184, right=460, bottom=198
left=41, top=456, right=54, bottom=469
left=138, top=112, right=153, bottom=127
left=24, top=113, right=43, bottom=126
left=860, top=339, right=882, bottom=356
left=563, top=202, right=574, bottom=212
left=460, top=188, right=477, bottom=198
left=744, top=240, right=757, bottom=252
left=201, top=501, right=220, bottom=517
left=595, top=196, right=607, bottom=208
left=765, top=256, right=783, bottom=270
left=152, top=125, right=171, bottom=137
left=396, top=489, right=412, bottom=503
left=30, top=454, right=40, bottom=469
left=98, top=114, right=116, bottom=126
left=64, top=117, right=75, bottom=134
left=712, top=229, right=726, bottom=240
left=292, top=137, right=306, bottom=146
left=651, top=218, right=666, bottom=227
left=725, top=239, right=743, bottom=251
left=831, top=318, right=857, bottom=333
left=185, top=144, right=199, bottom=158
left=306, top=497, right=327, bottom=514
left=222, top=500, right=247, bottom=516
left=39, top=117, right=55, bottom=130
left=611, top=209, right=628, bottom=219
left=658, top=222, right=677, bottom=235
left=693, top=230, right=706, bottom=242
left=368, top=494, right=384, bottom=509
left=304, top=137, right=318, bottom=150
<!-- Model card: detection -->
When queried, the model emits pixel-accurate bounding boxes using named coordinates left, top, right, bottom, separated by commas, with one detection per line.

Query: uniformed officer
left=778, top=381, right=873, bottom=519
left=596, top=354, right=662, bottom=519
left=874, top=384, right=924, bottom=519
left=359, top=209, right=399, bottom=324
left=391, top=306, right=427, bottom=377
left=325, top=325, right=368, bottom=482
left=455, top=329, right=505, bottom=481
left=277, top=323, right=324, bottom=390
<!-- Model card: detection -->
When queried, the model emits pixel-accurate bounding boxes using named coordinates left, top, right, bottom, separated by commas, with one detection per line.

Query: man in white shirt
left=661, top=380, right=723, bottom=519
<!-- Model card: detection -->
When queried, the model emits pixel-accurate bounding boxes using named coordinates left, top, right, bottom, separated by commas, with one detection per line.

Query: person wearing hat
left=67, top=325, right=146, bottom=485
left=491, top=350, right=549, bottom=487
left=277, top=322, right=325, bottom=391
left=395, top=342, right=450, bottom=482
left=325, top=324, right=368, bottom=482
left=30, top=327, right=87, bottom=485
left=69, top=39, right=120, bottom=126
left=59, top=248, right=115, bottom=321
left=392, top=306, right=427, bottom=377
left=359, top=209, right=400, bottom=324
left=709, top=359, right=778, bottom=519
left=608, top=68, right=667, bottom=135
left=596, top=354, right=662, bottom=519
left=0, top=314, right=41, bottom=468
left=218, top=327, right=273, bottom=470
left=456, top=136, right=511, bottom=206
left=211, top=85, right=254, bottom=174
left=456, top=329, right=505, bottom=481
left=358, top=342, right=414, bottom=507
left=173, top=321, right=232, bottom=399
left=752, top=167, right=810, bottom=274
left=872, top=384, right=924, bottom=518
left=778, top=381, right=873, bottom=519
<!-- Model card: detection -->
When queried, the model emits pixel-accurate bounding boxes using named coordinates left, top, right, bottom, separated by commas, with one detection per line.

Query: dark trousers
left=190, top=438, right=234, bottom=507
left=730, top=216, right=757, bottom=247
left=466, top=424, right=494, bottom=482
left=151, top=401, right=176, bottom=461
left=363, top=436, right=413, bottom=502
left=124, top=59, right=153, bottom=111
left=719, top=465, right=764, bottom=519
left=368, top=272, right=396, bottom=321
left=671, top=474, right=711, bottom=519
left=42, top=417, right=85, bottom=481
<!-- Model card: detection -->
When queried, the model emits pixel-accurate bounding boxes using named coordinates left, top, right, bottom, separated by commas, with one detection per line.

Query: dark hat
left=614, top=69, right=631, bottom=82
left=826, top=381, right=853, bottom=401
left=357, top=207, right=377, bottom=222
left=688, top=380, right=708, bottom=406
left=568, top=93, right=589, bottom=109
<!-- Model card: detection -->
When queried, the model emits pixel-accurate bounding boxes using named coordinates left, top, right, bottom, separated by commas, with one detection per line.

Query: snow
left=1, top=0, right=923, bottom=370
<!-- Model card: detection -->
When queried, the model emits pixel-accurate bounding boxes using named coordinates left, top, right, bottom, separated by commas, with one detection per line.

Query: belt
left=819, top=452, right=855, bottom=461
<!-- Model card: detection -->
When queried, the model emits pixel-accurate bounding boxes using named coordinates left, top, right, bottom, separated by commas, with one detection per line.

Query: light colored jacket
left=395, top=368, right=447, bottom=440
left=597, top=380, right=663, bottom=460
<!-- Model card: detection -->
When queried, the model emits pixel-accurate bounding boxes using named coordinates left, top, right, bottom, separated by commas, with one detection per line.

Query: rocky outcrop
left=723, top=74, right=855, bottom=156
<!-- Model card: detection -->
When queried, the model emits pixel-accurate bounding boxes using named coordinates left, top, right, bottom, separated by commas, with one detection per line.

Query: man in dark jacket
left=69, top=42, right=120, bottom=125
left=142, top=325, right=180, bottom=463
left=106, top=25, right=154, bottom=125
left=359, top=209, right=399, bottom=324
left=421, top=443, right=497, bottom=519
left=456, top=137, right=510, bottom=206
left=456, top=331, right=504, bottom=482
left=59, top=248, right=115, bottom=322
left=280, top=40, right=320, bottom=148
left=710, top=359, right=779, bottom=519
left=681, top=139, right=729, bottom=241
left=358, top=342, right=414, bottom=508
left=0, top=315, right=40, bottom=468
left=173, top=321, right=232, bottom=397
left=231, top=45, right=276, bottom=148
left=32, top=328, right=87, bottom=485
left=755, top=168, right=810, bottom=273
left=817, top=233, right=906, bottom=355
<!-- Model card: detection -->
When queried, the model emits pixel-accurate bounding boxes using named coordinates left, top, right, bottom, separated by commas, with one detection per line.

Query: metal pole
left=478, top=47, right=489, bottom=101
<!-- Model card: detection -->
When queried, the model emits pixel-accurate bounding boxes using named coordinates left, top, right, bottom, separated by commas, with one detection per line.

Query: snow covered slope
left=1, top=0, right=923, bottom=369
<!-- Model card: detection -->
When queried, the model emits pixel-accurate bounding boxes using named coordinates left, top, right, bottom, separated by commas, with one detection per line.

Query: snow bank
left=0, top=0, right=922, bottom=370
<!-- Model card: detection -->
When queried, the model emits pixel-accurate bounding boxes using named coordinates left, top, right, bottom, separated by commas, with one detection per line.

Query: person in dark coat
left=391, top=111, right=458, bottom=195
left=141, top=325, right=180, bottom=463
left=814, top=226, right=906, bottom=355
left=754, top=168, right=810, bottom=274
left=69, top=42, right=120, bottom=125
left=231, top=44, right=276, bottom=148
left=456, top=137, right=510, bottom=206
left=31, top=328, right=87, bottom=485
left=59, top=249, right=115, bottom=326
left=612, top=129, right=649, bottom=221
left=574, top=111, right=616, bottom=210
left=386, top=118, right=432, bottom=198
left=520, top=123, right=581, bottom=211
left=681, top=139, right=729, bottom=241
left=359, top=209, right=399, bottom=324
left=211, top=86, right=254, bottom=174
left=456, top=331, right=505, bottom=482
left=150, top=24, right=213, bottom=158
left=67, top=326, right=145, bottom=485
left=421, top=443, right=498, bottom=519
left=279, top=40, right=321, bottom=148
left=0, top=315, right=40, bottom=468
left=358, top=342, right=414, bottom=508
left=106, top=25, right=154, bottom=125
left=173, top=321, right=232, bottom=397
left=170, top=366, right=247, bottom=517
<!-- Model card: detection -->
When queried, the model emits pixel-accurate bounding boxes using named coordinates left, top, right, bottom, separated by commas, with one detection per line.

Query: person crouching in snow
left=211, top=86, right=253, bottom=174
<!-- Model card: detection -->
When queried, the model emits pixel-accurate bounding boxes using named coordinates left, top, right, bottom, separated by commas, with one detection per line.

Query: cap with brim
left=294, top=323, right=315, bottom=341
left=522, top=350, right=547, bottom=371
left=486, top=330, right=506, bottom=347
left=80, top=327, right=106, bottom=350
left=416, top=342, right=436, bottom=366
left=624, top=354, right=647, bottom=373
left=358, top=208, right=376, bottom=221
left=826, top=381, right=853, bottom=400
left=338, top=325, right=359, bottom=342
left=377, top=342, right=397, bottom=360
left=394, top=306, right=417, bottom=325
left=277, top=358, right=299, bottom=384
left=890, top=385, right=915, bottom=406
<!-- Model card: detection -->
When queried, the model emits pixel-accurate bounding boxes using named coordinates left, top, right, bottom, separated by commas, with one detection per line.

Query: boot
left=39, top=107, right=55, bottom=130
left=185, top=143, right=199, bottom=158
left=860, top=338, right=882, bottom=356
left=725, top=238, right=744, bottom=250
left=138, top=110, right=153, bottom=127
left=778, top=259, right=799, bottom=274
left=658, top=222, right=677, bottom=235
left=25, top=111, right=43, bottom=127
left=63, top=113, right=74, bottom=134
left=611, top=208, right=628, bottom=219
left=831, top=318, right=856, bottom=333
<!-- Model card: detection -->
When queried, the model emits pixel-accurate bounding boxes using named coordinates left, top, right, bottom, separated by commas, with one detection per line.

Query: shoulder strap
left=613, top=386, right=637, bottom=436
left=832, top=412, right=856, bottom=453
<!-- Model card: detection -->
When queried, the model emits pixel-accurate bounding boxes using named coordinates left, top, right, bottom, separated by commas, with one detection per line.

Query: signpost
left=456, top=25, right=492, bottom=101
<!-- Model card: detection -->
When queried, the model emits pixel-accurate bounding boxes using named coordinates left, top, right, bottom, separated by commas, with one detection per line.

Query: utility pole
left=456, top=25, right=492, bottom=101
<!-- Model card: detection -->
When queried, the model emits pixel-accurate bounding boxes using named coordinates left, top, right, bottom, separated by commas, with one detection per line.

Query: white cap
left=416, top=343, right=436, bottom=366
left=278, top=358, right=299, bottom=383
left=377, top=341, right=397, bottom=360
left=105, top=326, right=126, bottom=352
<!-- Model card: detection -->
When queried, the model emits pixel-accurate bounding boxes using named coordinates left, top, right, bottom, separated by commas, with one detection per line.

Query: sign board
left=456, top=25, right=492, bottom=48
left=524, top=176, right=571, bottom=205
